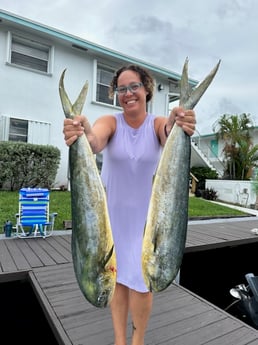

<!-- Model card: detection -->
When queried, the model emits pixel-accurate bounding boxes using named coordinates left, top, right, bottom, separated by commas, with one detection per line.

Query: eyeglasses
left=115, top=82, right=143, bottom=95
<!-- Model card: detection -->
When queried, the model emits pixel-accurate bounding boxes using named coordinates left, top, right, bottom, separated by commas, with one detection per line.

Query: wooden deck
left=1, top=217, right=258, bottom=344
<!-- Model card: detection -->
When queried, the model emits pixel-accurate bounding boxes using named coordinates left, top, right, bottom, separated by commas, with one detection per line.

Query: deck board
left=1, top=217, right=258, bottom=344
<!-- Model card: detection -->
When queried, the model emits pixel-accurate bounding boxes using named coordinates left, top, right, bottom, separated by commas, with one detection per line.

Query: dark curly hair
left=109, top=64, right=155, bottom=103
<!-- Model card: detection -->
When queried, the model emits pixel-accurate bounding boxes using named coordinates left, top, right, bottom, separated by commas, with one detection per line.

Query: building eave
left=0, top=9, right=198, bottom=86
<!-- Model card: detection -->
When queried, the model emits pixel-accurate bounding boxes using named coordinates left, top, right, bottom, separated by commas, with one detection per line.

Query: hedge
left=0, top=141, right=60, bottom=191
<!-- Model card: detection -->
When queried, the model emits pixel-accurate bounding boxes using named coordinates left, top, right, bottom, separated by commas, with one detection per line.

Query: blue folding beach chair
left=15, top=188, right=57, bottom=238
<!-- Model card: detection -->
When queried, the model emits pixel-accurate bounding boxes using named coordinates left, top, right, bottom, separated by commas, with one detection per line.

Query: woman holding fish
left=63, top=64, right=196, bottom=345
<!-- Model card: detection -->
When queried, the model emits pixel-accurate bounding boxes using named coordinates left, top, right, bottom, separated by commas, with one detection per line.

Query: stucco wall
left=205, top=179, right=257, bottom=208
left=0, top=28, right=173, bottom=189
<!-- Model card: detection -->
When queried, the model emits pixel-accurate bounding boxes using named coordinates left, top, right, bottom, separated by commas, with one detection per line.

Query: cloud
left=1, top=0, right=257, bottom=133
left=105, top=15, right=182, bottom=68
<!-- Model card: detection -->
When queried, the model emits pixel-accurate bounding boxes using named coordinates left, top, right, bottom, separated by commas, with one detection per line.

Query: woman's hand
left=168, top=106, right=196, bottom=136
left=63, top=115, right=91, bottom=146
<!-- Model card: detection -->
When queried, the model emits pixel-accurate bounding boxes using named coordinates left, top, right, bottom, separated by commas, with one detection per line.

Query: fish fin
left=149, top=281, right=153, bottom=292
left=153, top=232, right=158, bottom=253
left=102, top=244, right=114, bottom=268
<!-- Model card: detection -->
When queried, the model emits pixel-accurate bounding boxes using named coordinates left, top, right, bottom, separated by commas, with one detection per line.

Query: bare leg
left=110, top=283, right=129, bottom=345
left=129, top=290, right=153, bottom=345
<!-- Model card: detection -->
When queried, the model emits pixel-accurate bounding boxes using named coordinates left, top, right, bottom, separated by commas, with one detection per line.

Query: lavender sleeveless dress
left=101, top=113, right=162, bottom=292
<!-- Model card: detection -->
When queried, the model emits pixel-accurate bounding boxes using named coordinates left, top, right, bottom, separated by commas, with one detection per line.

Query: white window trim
left=166, top=92, right=180, bottom=116
left=0, top=115, right=51, bottom=145
left=6, top=31, right=54, bottom=75
left=93, top=59, right=121, bottom=108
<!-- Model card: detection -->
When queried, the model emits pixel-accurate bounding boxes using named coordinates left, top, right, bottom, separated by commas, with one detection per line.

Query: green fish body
left=142, top=59, right=220, bottom=292
left=59, top=70, right=116, bottom=307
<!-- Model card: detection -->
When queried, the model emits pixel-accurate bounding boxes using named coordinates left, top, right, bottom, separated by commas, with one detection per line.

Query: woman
left=63, top=64, right=196, bottom=345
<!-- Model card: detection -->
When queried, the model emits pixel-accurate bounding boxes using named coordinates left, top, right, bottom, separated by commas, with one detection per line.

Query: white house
left=192, top=127, right=258, bottom=178
left=192, top=128, right=258, bottom=207
left=0, top=9, right=199, bottom=189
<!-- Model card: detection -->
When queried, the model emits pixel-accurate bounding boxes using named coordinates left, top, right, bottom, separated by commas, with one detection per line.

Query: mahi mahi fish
left=59, top=69, right=116, bottom=308
left=142, top=58, right=220, bottom=292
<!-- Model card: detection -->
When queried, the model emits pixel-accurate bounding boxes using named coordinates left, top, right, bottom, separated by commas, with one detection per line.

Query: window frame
left=6, top=31, right=54, bottom=75
left=94, top=62, right=120, bottom=107
left=8, top=117, right=28, bottom=142
left=166, top=92, right=180, bottom=117
left=0, top=115, right=51, bottom=145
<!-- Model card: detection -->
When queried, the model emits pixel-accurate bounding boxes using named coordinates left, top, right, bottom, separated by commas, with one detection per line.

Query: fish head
left=79, top=264, right=116, bottom=308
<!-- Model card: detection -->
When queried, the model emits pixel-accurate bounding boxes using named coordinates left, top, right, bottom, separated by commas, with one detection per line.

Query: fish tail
left=72, top=80, right=89, bottom=115
left=59, top=69, right=73, bottom=118
left=59, top=69, right=88, bottom=118
left=182, top=59, right=221, bottom=109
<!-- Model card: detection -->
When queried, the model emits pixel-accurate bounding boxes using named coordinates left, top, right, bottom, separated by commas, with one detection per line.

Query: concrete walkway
left=211, top=200, right=258, bottom=216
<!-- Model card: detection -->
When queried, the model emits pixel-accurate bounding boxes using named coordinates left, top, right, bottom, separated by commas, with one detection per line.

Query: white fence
left=205, top=179, right=257, bottom=208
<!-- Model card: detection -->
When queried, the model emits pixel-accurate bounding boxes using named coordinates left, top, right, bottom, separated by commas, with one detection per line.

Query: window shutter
left=28, top=120, right=50, bottom=145
left=0, top=116, right=10, bottom=141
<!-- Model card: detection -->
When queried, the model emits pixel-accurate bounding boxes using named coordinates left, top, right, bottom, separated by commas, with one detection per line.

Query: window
left=9, top=118, right=28, bottom=142
left=8, top=33, right=52, bottom=73
left=96, top=64, right=119, bottom=107
left=167, top=93, right=179, bottom=116
left=0, top=116, right=50, bottom=145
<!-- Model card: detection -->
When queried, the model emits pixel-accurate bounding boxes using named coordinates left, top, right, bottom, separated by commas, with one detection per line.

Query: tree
left=213, top=113, right=258, bottom=180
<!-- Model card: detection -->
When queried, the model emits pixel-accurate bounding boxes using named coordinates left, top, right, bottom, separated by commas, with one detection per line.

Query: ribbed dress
left=101, top=112, right=162, bottom=292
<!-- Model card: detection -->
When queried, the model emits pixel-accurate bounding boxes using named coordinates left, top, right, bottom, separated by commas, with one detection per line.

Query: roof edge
left=0, top=9, right=198, bottom=85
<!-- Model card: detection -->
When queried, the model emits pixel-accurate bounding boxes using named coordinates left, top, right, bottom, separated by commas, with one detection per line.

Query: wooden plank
left=202, top=326, right=258, bottom=345
left=28, top=271, right=73, bottom=345
left=34, top=237, right=70, bottom=264
left=33, top=263, right=76, bottom=290
left=32, top=263, right=258, bottom=345
left=4, top=239, right=31, bottom=270
left=24, top=238, right=64, bottom=266
left=12, top=238, right=44, bottom=268
left=191, top=223, right=253, bottom=240
left=45, top=236, right=72, bottom=261
left=1, top=218, right=258, bottom=344
left=0, top=240, right=17, bottom=272
left=186, top=219, right=258, bottom=252
left=53, top=235, right=72, bottom=252
left=0, top=270, right=28, bottom=283
left=168, top=320, right=246, bottom=345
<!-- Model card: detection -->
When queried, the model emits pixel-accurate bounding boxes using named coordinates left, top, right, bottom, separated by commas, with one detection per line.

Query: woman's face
left=116, top=70, right=148, bottom=114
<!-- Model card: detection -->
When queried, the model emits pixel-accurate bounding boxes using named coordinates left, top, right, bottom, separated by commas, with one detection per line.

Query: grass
left=0, top=191, right=249, bottom=234
left=188, top=197, right=247, bottom=217
left=0, top=191, right=71, bottom=233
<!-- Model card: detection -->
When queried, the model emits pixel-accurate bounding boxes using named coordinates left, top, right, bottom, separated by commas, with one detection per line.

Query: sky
left=1, top=0, right=257, bottom=135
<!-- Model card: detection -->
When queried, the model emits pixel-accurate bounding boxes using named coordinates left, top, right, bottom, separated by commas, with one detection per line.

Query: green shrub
left=0, top=141, right=60, bottom=191
left=191, top=166, right=218, bottom=190
left=202, top=187, right=218, bottom=201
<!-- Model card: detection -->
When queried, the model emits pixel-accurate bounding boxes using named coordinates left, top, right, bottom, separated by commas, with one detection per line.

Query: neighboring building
left=192, top=127, right=258, bottom=178
left=191, top=131, right=226, bottom=177
left=0, top=9, right=199, bottom=188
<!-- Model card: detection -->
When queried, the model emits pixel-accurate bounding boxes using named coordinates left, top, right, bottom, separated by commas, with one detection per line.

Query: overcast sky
left=1, top=0, right=257, bottom=134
